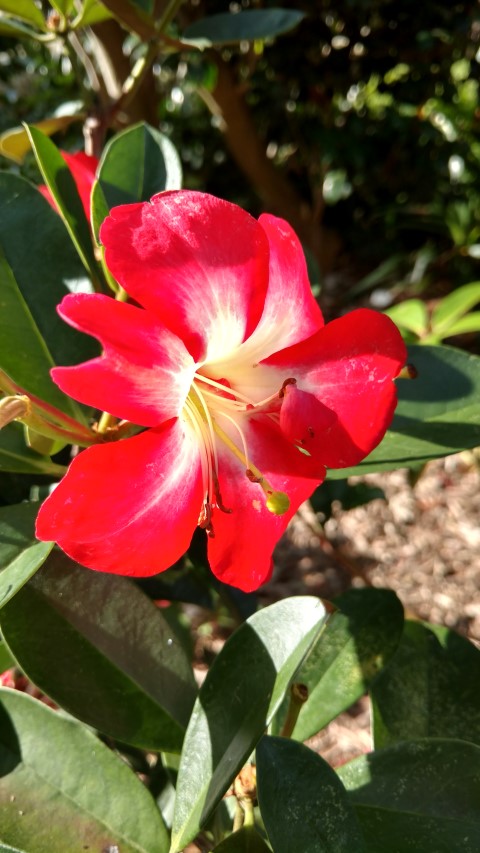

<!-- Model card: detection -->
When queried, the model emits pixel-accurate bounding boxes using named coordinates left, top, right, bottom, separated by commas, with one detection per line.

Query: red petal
left=208, top=417, right=325, bottom=592
left=38, top=151, right=97, bottom=218
left=36, top=421, right=203, bottom=576
left=52, top=294, right=195, bottom=426
left=280, top=383, right=337, bottom=453
left=267, top=309, right=407, bottom=468
left=100, top=191, right=270, bottom=362
left=254, top=214, right=324, bottom=353
left=61, top=151, right=98, bottom=219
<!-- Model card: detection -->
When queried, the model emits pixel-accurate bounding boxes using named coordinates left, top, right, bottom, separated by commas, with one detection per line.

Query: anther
left=279, top=378, right=297, bottom=398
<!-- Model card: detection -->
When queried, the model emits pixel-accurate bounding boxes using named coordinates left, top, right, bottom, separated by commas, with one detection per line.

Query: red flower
left=39, top=151, right=98, bottom=219
left=36, top=191, right=406, bottom=591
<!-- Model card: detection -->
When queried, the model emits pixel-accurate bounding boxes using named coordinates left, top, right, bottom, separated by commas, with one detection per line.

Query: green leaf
left=0, top=424, right=66, bottom=475
left=371, top=620, right=480, bottom=749
left=274, top=588, right=404, bottom=741
left=384, top=299, right=428, bottom=338
left=0, top=552, right=197, bottom=752
left=0, top=0, right=44, bottom=29
left=441, top=311, right=480, bottom=337
left=0, top=502, right=53, bottom=610
left=213, top=827, right=272, bottom=852
left=338, top=739, right=480, bottom=853
left=26, top=125, right=102, bottom=288
left=257, top=736, right=366, bottom=853
left=0, top=688, right=169, bottom=852
left=0, top=16, right=43, bottom=38
left=431, top=281, right=480, bottom=336
left=72, top=0, right=113, bottom=27
left=328, top=345, right=480, bottom=477
left=0, top=172, right=97, bottom=422
left=0, top=641, right=14, bottom=672
left=182, top=9, right=304, bottom=46
left=170, top=597, right=329, bottom=852
left=92, top=122, right=182, bottom=243
left=0, top=116, right=82, bottom=164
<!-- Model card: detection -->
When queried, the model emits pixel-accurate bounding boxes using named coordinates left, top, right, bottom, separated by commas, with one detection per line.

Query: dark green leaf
left=0, top=641, right=14, bottom=672
left=0, top=424, right=66, bottom=475
left=0, top=502, right=53, bottom=610
left=213, top=827, right=271, bottom=852
left=328, top=345, right=480, bottom=477
left=0, top=688, right=168, bottom=852
left=338, top=739, right=480, bottom=853
left=274, top=588, right=403, bottom=741
left=26, top=125, right=102, bottom=288
left=371, top=620, right=480, bottom=748
left=257, top=736, right=366, bottom=853
left=0, top=552, right=197, bottom=752
left=0, top=172, right=97, bottom=422
left=171, top=597, right=329, bottom=852
left=182, top=9, right=304, bottom=46
left=92, top=122, right=182, bottom=243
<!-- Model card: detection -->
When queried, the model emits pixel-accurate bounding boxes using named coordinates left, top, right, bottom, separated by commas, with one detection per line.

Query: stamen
left=213, top=420, right=290, bottom=517
left=194, top=373, right=255, bottom=405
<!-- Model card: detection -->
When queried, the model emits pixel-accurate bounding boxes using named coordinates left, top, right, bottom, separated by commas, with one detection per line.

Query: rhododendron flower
left=36, top=191, right=406, bottom=591
left=39, top=151, right=98, bottom=219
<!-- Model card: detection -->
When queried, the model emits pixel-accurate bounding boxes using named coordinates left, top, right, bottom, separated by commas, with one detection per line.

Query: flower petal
left=207, top=417, right=325, bottom=591
left=52, top=294, right=195, bottom=426
left=280, top=383, right=337, bottom=453
left=36, top=420, right=203, bottom=576
left=62, top=151, right=98, bottom=219
left=267, top=308, right=407, bottom=468
left=100, top=191, right=270, bottom=363
left=39, top=151, right=97, bottom=219
left=202, top=214, right=324, bottom=384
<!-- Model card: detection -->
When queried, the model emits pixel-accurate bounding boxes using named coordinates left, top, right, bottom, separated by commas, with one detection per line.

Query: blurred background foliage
left=1, top=0, right=479, bottom=324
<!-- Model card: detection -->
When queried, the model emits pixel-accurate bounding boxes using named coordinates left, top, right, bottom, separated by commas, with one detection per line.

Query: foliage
left=0, top=1, right=478, bottom=851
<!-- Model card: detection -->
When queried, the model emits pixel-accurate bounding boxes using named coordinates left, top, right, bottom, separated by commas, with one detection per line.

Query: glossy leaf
left=257, top=736, right=366, bottom=853
left=0, top=503, right=53, bottom=610
left=170, top=597, right=329, bottom=852
left=213, top=827, right=272, bottom=852
left=92, top=122, right=182, bottom=242
left=0, top=0, right=44, bottom=29
left=328, top=345, right=480, bottom=477
left=274, top=588, right=403, bottom=741
left=182, top=9, right=304, bottom=46
left=0, top=424, right=66, bottom=475
left=338, top=739, right=480, bottom=852
left=0, top=688, right=169, bottom=852
left=0, top=116, right=81, bottom=164
left=26, top=125, right=101, bottom=287
left=0, top=172, right=97, bottom=421
left=0, top=552, right=197, bottom=752
left=371, top=620, right=480, bottom=749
